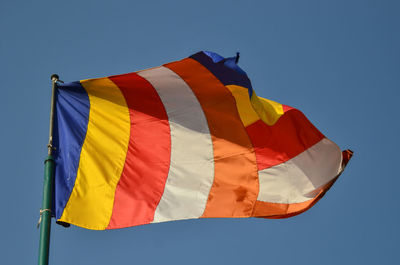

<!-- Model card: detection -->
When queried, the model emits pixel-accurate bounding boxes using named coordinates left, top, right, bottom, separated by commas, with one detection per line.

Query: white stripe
left=257, top=138, right=342, bottom=204
left=138, top=67, right=214, bottom=223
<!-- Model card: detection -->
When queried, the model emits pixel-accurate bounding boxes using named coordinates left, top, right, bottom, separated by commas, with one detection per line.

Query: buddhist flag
left=53, top=51, right=352, bottom=230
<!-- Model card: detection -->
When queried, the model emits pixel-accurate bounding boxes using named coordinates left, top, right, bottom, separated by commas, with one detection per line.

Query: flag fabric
left=53, top=51, right=352, bottom=230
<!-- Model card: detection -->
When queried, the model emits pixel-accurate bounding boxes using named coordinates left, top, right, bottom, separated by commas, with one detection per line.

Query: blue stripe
left=53, top=81, right=90, bottom=219
left=190, top=51, right=253, bottom=97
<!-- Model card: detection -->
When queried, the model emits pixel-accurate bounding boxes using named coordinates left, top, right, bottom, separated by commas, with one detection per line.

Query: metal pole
left=38, top=74, right=59, bottom=265
left=47, top=74, right=58, bottom=156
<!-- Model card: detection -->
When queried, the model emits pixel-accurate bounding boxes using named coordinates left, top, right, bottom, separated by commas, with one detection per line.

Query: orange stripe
left=252, top=150, right=353, bottom=218
left=165, top=58, right=259, bottom=218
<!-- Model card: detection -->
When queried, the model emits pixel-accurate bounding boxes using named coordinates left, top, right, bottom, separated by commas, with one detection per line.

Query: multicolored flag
left=53, top=51, right=352, bottom=230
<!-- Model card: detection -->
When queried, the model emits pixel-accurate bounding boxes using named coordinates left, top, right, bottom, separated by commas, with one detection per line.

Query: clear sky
left=1, top=0, right=399, bottom=264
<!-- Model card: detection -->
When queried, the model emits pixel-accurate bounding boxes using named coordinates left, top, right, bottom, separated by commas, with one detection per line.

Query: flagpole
left=38, top=74, right=59, bottom=265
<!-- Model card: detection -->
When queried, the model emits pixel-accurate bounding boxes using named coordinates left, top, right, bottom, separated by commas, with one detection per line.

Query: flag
left=53, top=51, right=352, bottom=230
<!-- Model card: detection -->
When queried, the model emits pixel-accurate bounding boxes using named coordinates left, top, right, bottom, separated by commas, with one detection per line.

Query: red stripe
left=106, top=73, right=170, bottom=229
left=282, top=104, right=293, bottom=112
left=246, top=109, right=324, bottom=171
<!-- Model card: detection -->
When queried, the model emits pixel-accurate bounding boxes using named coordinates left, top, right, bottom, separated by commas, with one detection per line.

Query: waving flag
left=53, top=51, right=352, bottom=230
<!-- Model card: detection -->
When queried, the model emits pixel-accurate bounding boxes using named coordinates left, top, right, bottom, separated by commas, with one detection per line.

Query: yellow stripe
left=254, top=94, right=284, bottom=125
left=227, top=85, right=284, bottom=126
left=59, top=77, right=130, bottom=230
left=226, top=85, right=259, bottom=127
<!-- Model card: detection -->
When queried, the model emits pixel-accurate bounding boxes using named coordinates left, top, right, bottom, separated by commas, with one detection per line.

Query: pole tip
left=235, top=52, right=240, bottom=64
left=50, top=74, right=59, bottom=81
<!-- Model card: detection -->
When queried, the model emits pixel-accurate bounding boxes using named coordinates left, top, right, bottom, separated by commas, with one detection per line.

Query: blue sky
left=1, top=0, right=399, bottom=264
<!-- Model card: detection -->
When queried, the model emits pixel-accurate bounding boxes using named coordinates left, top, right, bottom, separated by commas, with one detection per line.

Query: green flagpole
left=38, top=74, right=59, bottom=265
